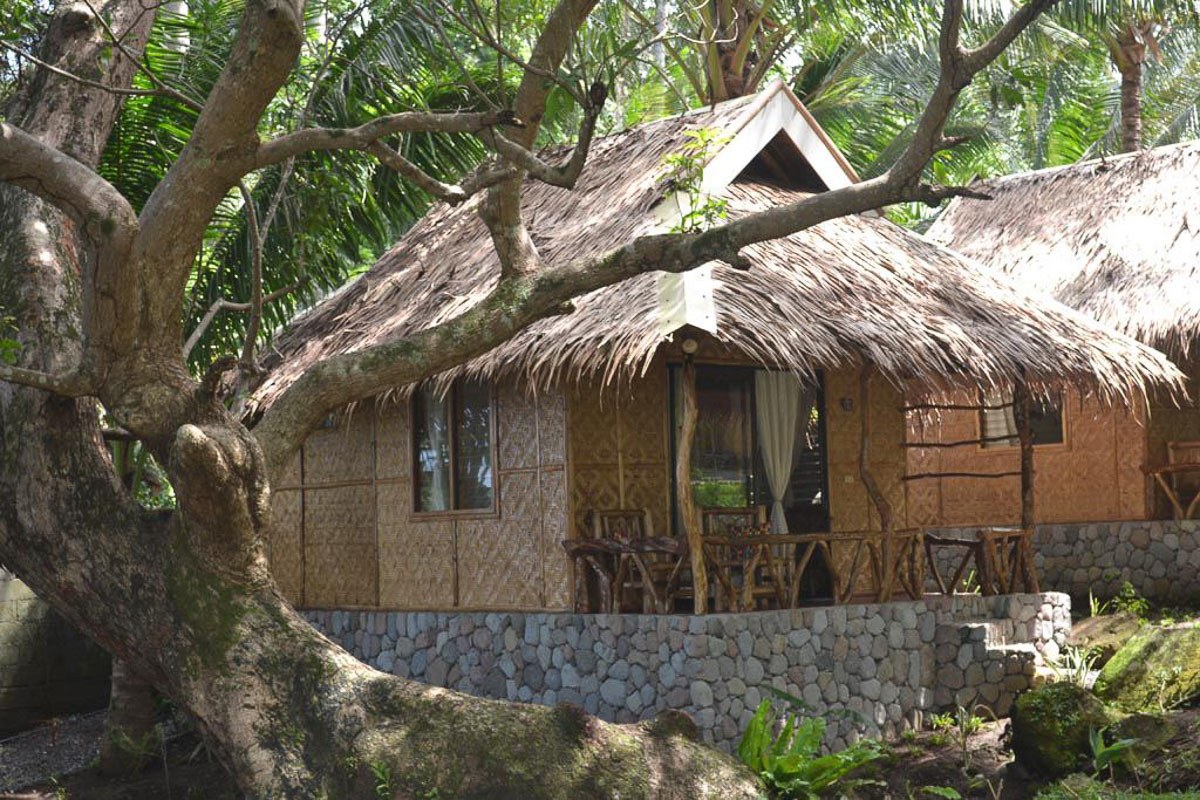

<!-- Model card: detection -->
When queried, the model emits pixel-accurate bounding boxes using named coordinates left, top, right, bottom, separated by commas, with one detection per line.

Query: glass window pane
left=415, top=385, right=451, bottom=512
left=454, top=380, right=493, bottom=510
left=690, top=367, right=753, bottom=509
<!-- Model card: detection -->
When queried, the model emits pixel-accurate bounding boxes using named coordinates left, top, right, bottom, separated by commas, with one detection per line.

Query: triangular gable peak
left=654, top=80, right=858, bottom=338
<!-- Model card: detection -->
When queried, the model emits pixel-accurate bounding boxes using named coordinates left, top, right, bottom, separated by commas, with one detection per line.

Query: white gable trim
left=701, top=81, right=857, bottom=195
left=651, top=82, right=857, bottom=340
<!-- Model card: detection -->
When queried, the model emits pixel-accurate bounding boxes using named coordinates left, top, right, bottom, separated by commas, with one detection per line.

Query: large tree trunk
left=0, top=4, right=757, bottom=798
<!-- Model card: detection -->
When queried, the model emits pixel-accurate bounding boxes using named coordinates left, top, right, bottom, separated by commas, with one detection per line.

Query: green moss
left=1036, top=773, right=1200, bottom=799
left=165, top=532, right=247, bottom=676
left=1011, top=683, right=1114, bottom=777
left=1095, top=625, right=1200, bottom=712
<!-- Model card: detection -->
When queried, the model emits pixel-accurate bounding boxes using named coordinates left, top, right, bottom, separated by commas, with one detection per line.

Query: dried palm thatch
left=249, top=95, right=1184, bottom=416
left=928, top=141, right=1200, bottom=360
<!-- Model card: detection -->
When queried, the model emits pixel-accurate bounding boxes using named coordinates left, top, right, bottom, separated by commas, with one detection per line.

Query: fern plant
left=737, top=699, right=883, bottom=799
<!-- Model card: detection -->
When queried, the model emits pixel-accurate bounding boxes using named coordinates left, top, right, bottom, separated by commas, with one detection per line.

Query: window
left=413, top=380, right=494, bottom=512
left=980, top=389, right=1064, bottom=448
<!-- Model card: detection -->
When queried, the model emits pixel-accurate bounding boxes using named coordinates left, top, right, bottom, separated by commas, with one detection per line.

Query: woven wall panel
left=926, top=388, right=1138, bottom=525
left=278, top=451, right=302, bottom=488
left=458, top=470, right=541, bottom=609
left=540, top=468, right=571, bottom=610
left=538, top=390, right=567, bottom=467
left=621, top=463, right=671, bottom=538
left=375, top=401, right=410, bottom=481
left=304, top=544, right=378, bottom=607
left=825, top=368, right=906, bottom=532
left=569, top=383, right=619, bottom=466
left=498, top=383, right=538, bottom=471
left=570, top=466, right=622, bottom=537
left=303, top=410, right=374, bottom=485
left=303, top=485, right=375, bottom=546
left=376, top=482, right=456, bottom=609
left=620, top=370, right=668, bottom=466
left=1115, top=406, right=1149, bottom=520
left=268, top=489, right=303, bottom=604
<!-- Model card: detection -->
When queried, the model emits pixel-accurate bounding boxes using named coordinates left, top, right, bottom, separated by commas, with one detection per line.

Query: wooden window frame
left=409, top=380, right=500, bottom=520
left=976, top=389, right=1069, bottom=452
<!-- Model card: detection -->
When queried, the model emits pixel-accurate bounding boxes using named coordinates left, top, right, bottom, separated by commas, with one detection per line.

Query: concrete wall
left=0, top=570, right=110, bottom=735
left=303, top=592, right=1069, bottom=752
left=929, top=520, right=1200, bottom=604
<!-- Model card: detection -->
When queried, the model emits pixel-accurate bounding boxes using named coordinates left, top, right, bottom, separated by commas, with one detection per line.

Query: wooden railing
left=925, top=527, right=1039, bottom=596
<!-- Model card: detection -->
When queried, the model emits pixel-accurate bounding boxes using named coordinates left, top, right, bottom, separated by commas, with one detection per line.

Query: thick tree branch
left=256, top=110, right=520, bottom=168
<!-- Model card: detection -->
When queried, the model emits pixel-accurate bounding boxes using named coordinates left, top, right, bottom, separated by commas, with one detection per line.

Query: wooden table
left=562, top=537, right=683, bottom=613
left=1144, top=463, right=1200, bottom=520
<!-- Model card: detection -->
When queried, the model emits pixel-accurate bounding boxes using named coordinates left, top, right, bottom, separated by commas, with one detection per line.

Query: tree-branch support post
left=677, top=354, right=706, bottom=613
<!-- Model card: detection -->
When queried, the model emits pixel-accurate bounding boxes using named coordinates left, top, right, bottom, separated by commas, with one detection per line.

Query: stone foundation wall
left=302, top=592, right=1069, bottom=751
left=0, top=570, right=111, bottom=735
left=929, top=521, right=1200, bottom=603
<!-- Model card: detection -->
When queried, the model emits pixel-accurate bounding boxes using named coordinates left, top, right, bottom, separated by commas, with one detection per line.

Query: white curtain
left=980, top=388, right=1018, bottom=448
left=422, top=387, right=451, bottom=511
left=755, top=371, right=801, bottom=534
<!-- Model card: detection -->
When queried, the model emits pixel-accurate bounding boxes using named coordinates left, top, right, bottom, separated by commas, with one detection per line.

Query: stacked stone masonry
left=929, top=521, right=1200, bottom=603
left=303, top=592, right=1069, bottom=751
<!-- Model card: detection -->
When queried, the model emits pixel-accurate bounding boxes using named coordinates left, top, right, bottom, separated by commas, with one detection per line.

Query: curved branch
left=0, top=362, right=96, bottom=396
left=256, top=110, right=519, bottom=169
left=0, top=123, right=137, bottom=239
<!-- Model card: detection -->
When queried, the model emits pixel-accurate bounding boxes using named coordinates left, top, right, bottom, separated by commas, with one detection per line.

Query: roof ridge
left=973, top=138, right=1200, bottom=187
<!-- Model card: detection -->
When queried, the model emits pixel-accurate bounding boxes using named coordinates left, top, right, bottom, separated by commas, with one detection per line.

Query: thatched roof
left=249, top=92, right=1183, bottom=414
left=927, top=141, right=1200, bottom=358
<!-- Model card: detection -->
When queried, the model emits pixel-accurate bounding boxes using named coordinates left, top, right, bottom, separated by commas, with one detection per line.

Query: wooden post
left=1013, top=379, right=1040, bottom=592
left=1013, top=381, right=1035, bottom=530
left=677, top=356, right=707, bottom=614
left=858, top=369, right=895, bottom=601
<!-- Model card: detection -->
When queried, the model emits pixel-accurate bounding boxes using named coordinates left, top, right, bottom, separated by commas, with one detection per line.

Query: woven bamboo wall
left=568, top=364, right=672, bottom=541
left=905, top=387, right=1150, bottom=526
left=267, top=382, right=571, bottom=611
left=824, top=367, right=908, bottom=533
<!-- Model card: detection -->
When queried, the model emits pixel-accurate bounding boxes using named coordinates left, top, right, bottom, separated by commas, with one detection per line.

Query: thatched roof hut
left=253, top=82, right=1185, bottom=617
left=249, top=82, right=1182, bottom=415
left=927, top=141, right=1200, bottom=360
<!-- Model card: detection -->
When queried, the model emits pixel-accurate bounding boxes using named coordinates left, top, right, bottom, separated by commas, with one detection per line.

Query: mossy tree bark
left=0, top=0, right=1054, bottom=795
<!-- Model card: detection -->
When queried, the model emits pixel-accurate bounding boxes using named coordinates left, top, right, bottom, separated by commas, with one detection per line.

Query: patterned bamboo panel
left=303, top=410, right=374, bottom=484
left=303, top=483, right=377, bottom=606
left=375, top=401, right=410, bottom=481
left=458, top=470, right=541, bottom=609
left=267, top=489, right=303, bottom=604
left=620, top=370, right=667, bottom=466
left=538, top=390, right=568, bottom=467
left=376, top=481, right=456, bottom=608
left=540, top=469, right=571, bottom=610
left=569, top=382, right=619, bottom=466
left=571, top=466, right=622, bottom=537
left=303, top=485, right=374, bottom=546
left=277, top=451, right=302, bottom=488
left=304, top=544, right=378, bottom=606
left=621, top=463, right=671, bottom=538
left=499, top=383, right=538, bottom=471
left=1115, top=405, right=1149, bottom=520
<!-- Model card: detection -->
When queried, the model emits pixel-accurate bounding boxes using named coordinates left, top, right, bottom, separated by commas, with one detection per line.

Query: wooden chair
left=587, top=509, right=683, bottom=613
left=700, top=507, right=777, bottom=611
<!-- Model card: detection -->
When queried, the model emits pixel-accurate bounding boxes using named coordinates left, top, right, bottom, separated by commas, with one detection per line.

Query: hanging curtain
left=981, top=388, right=1018, bottom=448
left=755, top=371, right=801, bottom=534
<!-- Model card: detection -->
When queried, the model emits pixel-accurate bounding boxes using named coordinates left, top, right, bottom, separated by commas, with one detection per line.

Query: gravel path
left=0, top=711, right=105, bottom=793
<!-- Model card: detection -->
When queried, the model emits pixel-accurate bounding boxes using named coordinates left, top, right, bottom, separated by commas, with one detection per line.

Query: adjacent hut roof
left=927, top=141, right=1200, bottom=358
left=249, top=95, right=1183, bottom=414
